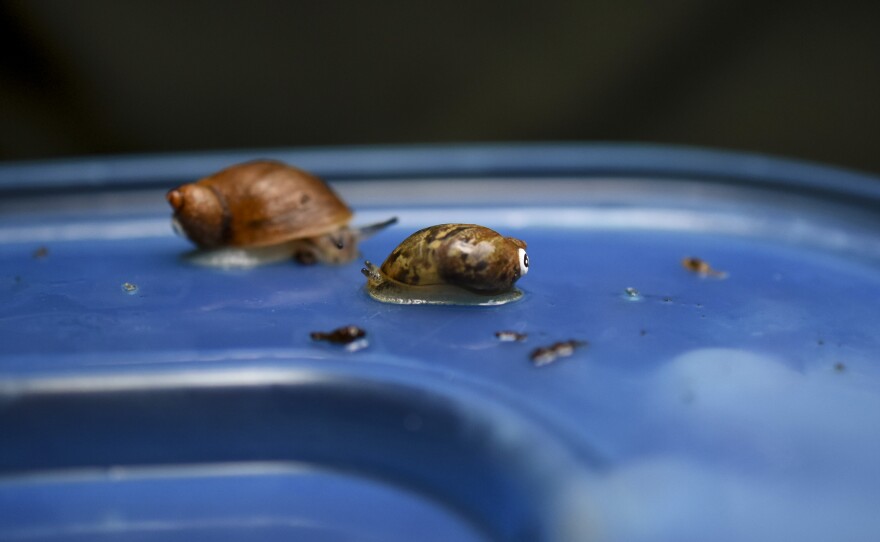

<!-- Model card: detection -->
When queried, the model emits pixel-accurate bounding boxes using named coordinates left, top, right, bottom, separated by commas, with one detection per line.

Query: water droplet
left=121, top=282, right=138, bottom=295
left=622, top=287, right=642, bottom=301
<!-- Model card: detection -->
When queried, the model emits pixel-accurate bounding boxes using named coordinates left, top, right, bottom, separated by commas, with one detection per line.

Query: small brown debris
left=682, top=257, right=727, bottom=278
left=310, top=325, right=366, bottom=344
left=495, top=330, right=528, bottom=342
left=530, top=340, right=588, bottom=367
left=32, top=246, right=49, bottom=259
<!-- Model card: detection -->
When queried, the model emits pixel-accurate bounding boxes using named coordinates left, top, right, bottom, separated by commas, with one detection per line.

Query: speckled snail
left=166, top=160, right=396, bottom=267
left=361, top=224, right=529, bottom=305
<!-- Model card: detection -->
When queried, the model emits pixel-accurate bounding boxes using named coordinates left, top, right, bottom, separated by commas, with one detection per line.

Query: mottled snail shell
left=166, top=160, right=352, bottom=249
left=379, top=224, right=528, bottom=293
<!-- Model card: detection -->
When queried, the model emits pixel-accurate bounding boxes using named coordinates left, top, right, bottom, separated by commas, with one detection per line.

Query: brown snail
left=361, top=224, right=529, bottom=306
left=166, top=160, right=395, bottom=267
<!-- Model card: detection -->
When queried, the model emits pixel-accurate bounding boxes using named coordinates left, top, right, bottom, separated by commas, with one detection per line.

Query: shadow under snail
left=166, top=160, right=395, bottom=267
left=361, top=224, right=529, bottom=306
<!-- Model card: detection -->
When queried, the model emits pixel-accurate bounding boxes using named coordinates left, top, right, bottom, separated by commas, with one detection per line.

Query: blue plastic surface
left=2, top=144, right=880, bottom=542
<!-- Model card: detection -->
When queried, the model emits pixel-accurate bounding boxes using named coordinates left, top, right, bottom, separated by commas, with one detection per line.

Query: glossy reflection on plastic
left=0, top=369, right=595, bottom=542
left=0, top=465, right=491, bottom=542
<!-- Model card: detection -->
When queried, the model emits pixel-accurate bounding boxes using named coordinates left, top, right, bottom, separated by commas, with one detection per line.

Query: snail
left=166, top=160, right=396, bottom=267
left=361, top=224, right=529, bottom=306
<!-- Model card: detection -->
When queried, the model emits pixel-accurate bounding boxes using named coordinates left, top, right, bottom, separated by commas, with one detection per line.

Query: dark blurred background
left=1, top=1, right=878, bottom=174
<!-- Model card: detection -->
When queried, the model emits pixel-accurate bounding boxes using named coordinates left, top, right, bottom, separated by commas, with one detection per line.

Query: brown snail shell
left=361, top=224, right=529, bottom=306
left=167, top=160, right=394, bottom=267
left=167, top=160, right=351, bottom=248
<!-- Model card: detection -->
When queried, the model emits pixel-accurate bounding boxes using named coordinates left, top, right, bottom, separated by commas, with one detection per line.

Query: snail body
left=361, top=224, right=529, bottom=306
left=166, top=160, right=395, bottom=267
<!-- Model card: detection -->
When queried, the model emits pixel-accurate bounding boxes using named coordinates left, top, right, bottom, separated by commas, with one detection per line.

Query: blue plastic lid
left=2, top=144, right=879, bottom=541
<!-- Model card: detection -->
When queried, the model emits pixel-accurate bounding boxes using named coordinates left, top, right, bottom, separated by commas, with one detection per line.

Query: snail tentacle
left=361, top=261, right=384, bottom=285
left=353, top=217, right=399, bottom=241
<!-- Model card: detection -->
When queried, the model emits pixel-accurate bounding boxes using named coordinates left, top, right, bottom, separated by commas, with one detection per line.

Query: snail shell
left=167, top=160, right=394, bottom=267
left=361, top=224, right=529, bottom=306
left=167, top=160, right=352, bottom=248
